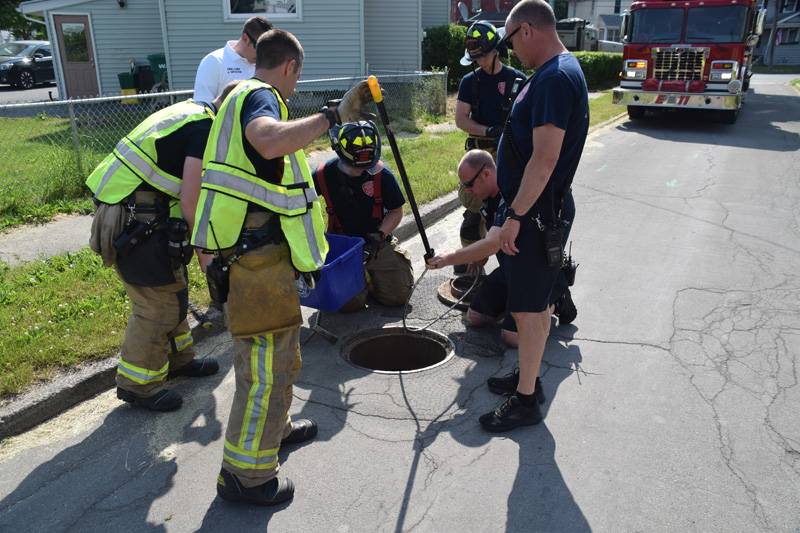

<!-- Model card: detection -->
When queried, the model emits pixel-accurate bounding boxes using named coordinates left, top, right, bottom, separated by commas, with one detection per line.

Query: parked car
left=0, top=40, right=55, bottom=90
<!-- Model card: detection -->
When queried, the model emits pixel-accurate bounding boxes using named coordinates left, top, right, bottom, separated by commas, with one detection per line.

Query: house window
left=780, top=28, right=799, bottom=44
left=782, top=0, right=798, bottom=13
left=607, top=29, right=621, bottom=41
left=225, top=0, right=300, bottom=21
left=614, top=0, right=622, bottom=14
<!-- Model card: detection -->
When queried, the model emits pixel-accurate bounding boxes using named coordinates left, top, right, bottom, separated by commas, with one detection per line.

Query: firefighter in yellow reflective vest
left=86, top=83, right=239, bottom=412
left=190, top=29, right=371, bottom=506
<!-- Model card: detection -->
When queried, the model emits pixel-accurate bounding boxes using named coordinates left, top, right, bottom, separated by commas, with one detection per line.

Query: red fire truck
left=612, top=0, right=766, bottom=123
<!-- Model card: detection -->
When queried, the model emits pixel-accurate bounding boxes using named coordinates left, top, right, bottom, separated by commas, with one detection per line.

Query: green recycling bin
left=147, top=53, right=168, bottom=87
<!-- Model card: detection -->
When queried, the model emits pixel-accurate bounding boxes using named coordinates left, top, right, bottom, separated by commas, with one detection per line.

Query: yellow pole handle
left=367, top=75, right=383, bottom=104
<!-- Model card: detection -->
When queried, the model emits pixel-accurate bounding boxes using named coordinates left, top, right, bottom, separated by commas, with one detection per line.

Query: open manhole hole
left=436, top=275, right=485, bottom=311
left=342, top=327, right=455, bottom=373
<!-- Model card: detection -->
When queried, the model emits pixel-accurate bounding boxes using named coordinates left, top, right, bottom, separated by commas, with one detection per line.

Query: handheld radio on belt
left=366, top=75, right=434, bottom=260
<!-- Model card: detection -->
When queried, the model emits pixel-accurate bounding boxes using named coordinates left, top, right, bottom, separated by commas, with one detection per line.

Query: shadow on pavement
left=0, top=341, right=229, bottom=532
left=390, top=317, right=590, bottom=533
left=615, top=88, right=800, bottom=152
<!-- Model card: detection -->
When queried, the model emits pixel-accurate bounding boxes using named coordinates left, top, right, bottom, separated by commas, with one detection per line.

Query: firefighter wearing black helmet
left=312, top=121, right=414, bottom=311
left=455, top=21, right=525, bottom=272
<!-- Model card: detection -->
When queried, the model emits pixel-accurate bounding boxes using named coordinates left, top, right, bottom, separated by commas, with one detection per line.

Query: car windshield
left=686, top=6, right=748, bottom=42
left=630, top=8, right=684, bottom=43
left=0, top=43, right=33, bottom=56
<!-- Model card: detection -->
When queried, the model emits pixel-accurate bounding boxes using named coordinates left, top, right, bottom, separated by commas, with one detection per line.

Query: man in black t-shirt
left=312, top=121, right=413, bottom=309
left=455, top=21, right=526, bottom=273
left=492, top=0, right=589, bottom=432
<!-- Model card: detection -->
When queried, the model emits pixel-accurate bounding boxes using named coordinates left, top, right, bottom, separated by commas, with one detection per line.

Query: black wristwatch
left=319, top=106, right=338, bottom=129
left=506, top=208, right=525, bottom=222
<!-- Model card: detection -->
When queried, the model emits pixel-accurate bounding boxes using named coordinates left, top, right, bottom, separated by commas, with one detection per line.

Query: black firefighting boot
left=216, top=469, right=294, bottom=506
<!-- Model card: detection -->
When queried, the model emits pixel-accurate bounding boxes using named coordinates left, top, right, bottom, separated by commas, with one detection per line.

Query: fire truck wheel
left=720, top=109, right=739, bottom=124
left=627, top=106, right=645, bottom=120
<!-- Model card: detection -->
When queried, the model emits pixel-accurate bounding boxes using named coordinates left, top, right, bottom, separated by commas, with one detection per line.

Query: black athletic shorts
left=469, top=265, right=518, bottom=332
left=506, top=219, right=560, bottom=313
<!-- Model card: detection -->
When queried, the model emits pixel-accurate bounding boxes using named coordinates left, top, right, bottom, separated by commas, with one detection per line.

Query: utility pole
left=766, top=0, right=784, bottom=69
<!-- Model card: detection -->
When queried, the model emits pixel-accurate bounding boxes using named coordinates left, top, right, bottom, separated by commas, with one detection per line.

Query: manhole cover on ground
left=436, top=275, right=485, bottom=311
left=342, top=327, right=455, bottom=373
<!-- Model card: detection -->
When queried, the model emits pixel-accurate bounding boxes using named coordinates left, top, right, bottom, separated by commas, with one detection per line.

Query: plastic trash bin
left=117, top=72, right=137, bottom=104
left=300, top=234, right=365, bottom=312
left=147, top=53, right=167, bottom=87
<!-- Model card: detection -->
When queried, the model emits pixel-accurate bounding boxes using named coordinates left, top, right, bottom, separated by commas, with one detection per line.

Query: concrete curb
left=394, top=190, right=460, bottom=242
left=0, top=194, right=461, bottom=441
left=0, top=308, right=225, bottom=441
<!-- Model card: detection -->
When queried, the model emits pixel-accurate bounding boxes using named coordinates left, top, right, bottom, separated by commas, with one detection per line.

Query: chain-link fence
left=0, top=71, right=446, bottom=227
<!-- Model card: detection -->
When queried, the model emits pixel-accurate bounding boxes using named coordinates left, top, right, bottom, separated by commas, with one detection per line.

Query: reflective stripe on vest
left=86, top=100, right=213, bottom=203
left=191, top=79, right=328, bottom=272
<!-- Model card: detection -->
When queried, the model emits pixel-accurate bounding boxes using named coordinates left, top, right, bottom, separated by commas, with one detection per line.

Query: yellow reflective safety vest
left=85, top=100, right=214, bottom=205
left=191, top=79, right=328, bottom=273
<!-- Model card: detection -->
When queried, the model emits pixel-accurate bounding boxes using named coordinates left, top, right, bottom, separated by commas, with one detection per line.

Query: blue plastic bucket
left=300, top=233, right=365, bottom=312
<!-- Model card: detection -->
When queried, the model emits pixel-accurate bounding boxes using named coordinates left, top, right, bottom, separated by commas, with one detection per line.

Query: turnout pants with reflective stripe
left=221, top=243, right=303, bottom=487
left=116, top=267, right=195, bottom=396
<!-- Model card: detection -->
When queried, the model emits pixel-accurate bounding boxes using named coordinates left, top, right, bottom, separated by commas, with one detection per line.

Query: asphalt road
left=0, top=82, right=59, bottom=105
left=0, top=74, right=798, bottom=532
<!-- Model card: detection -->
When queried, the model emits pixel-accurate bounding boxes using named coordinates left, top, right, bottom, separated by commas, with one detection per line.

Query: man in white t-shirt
left=193, top=16, right=272, bottom=105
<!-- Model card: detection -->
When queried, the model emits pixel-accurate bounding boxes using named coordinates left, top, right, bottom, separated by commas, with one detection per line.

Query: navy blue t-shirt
left=312, top=158, right=405, bottom=238
left=496, top=53, right=589, bottom=218
left=240, top=84, right=283, bottom=184
left=457, top=65, right=526, bottom=128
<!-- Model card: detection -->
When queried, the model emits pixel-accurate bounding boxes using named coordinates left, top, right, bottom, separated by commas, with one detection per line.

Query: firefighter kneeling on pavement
left=86, top=84, right=241, bottom=411
left=191, top=29, right=373, bottom=505
left=312, top=120, right=414, bottom=311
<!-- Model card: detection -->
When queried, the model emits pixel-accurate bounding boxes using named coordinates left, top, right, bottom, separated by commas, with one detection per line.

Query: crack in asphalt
left=667, top=284, right=800, bottom=530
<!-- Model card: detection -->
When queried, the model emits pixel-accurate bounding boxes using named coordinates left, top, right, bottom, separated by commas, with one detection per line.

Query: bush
left=422, top=24, right=472, bottom=91
left=573, top=52, right=622, bottom=90
left=423, top=24, right=622, bottom=92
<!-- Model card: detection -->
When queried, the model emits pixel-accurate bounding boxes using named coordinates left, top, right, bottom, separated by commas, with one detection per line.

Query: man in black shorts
left=428, top=150, right=577, bottom=347
left=491, top=0, right=589, bottom=432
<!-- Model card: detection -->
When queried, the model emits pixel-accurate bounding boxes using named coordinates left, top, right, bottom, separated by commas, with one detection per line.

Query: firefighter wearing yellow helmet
left=312, top=120, right=413, bottom=311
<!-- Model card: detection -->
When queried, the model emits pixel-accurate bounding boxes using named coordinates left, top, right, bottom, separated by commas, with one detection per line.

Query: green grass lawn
left=0, top=251, right=210, bottom=396
left=792, top=79, right=800, bottom=93
left=588, top=91, right=621, bottom=127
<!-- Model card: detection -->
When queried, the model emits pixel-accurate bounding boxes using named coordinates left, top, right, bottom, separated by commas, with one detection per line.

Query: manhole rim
left=340, top=326, right=456, bottom=375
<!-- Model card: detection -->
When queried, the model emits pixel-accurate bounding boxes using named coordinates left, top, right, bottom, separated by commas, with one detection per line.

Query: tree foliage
left=0, top=0, right=47, bottom=40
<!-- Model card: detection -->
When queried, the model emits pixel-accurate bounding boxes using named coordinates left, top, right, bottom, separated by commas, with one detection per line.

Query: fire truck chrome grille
left=652, top=48, right=706, bottom=81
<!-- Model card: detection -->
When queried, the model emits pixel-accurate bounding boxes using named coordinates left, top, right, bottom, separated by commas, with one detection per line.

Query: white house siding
left=364, top=0, right=422, bottom=72
left=163, top=0, right=364, bottom=90
left=50, top=0, right=164, bottom=95
left=422, top=0, right=449, bottom=28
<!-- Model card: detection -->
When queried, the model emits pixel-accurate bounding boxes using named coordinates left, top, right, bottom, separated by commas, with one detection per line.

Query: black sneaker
left=216, top=469, right=294, bottom=506
left=553, top=288, right=577, bottom=326
left=117, top=387, right=182, bottom=412
left=168, top=358, right=220, bottom=379
left=479, top=394, right=543, bottom=432
left=281, top=419, right=318, bottom=445
left=487, top=370, right=546, bottom=404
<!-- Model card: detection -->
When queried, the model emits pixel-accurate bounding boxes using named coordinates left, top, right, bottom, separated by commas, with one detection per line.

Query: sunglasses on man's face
left=502, top=25, right=522, bottom=51
left=461, top=162, right=487, bottom=189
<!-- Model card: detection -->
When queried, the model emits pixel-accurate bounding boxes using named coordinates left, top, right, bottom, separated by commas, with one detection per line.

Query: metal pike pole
left=367, top=75, right=434, bottom=260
